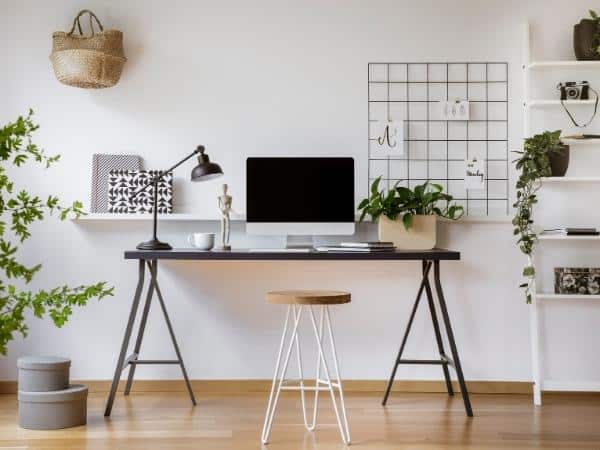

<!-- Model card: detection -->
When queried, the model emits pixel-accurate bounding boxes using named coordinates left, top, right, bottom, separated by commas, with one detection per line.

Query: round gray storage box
left=18, top=356, right=70, bottom=392
left=18, top=385, right=87, bottom=430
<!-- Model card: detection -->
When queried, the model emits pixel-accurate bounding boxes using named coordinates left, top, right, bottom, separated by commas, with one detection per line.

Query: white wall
left=0, top=0, right=598, bottom=385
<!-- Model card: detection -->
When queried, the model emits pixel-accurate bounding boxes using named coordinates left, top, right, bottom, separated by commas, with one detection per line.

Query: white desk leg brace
left=261, top=305, right=351, bottom=445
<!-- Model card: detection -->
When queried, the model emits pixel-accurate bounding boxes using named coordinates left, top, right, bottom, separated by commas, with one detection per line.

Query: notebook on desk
left=314, top=245, right=396, bottom=253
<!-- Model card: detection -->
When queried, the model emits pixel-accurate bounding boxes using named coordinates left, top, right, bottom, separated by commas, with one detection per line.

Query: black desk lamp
left=133, top=145, right=223, bottom=251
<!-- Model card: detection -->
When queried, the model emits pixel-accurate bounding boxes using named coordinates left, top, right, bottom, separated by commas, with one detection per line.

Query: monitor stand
left=285, top=235, right=316, bottom=250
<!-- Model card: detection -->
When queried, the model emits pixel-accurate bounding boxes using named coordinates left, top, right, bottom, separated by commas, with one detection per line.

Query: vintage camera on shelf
left=557, top=81, right=590, bottom=100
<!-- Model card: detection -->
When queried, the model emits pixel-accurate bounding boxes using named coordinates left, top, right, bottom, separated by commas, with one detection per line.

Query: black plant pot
left=574, top=19, right=600, bottom=60
left=548, top=144, right=570, bottom=177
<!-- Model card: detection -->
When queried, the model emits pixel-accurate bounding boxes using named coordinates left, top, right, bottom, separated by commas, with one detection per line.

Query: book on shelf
left=339, top=241, right=395, bottom=248
left=542, top=228, right=600, bottom=236
left=314, top=246, right=396, bottom=253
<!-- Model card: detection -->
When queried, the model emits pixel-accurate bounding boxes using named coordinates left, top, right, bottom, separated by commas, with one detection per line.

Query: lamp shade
left=190, top=145, right=223, bottom=181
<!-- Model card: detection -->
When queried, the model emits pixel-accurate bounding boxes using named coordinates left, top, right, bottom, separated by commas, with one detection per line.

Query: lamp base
left=136, top=238, right=173, bottom=251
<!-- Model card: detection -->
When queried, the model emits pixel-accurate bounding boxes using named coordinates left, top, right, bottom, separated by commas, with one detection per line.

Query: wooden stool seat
left=266, top=290, right=351, bottom=305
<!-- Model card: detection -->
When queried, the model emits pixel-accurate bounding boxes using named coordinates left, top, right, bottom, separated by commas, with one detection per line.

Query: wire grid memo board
left=367, top=62, right=509, bottom=217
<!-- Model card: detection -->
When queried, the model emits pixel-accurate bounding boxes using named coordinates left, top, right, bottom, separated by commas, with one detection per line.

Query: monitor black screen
left=246, top=157, right=355, bottom=223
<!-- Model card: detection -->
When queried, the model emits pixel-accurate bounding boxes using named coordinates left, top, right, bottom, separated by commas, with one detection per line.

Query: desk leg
left=124, top=261, right=156, bottom=395
left=150, top=261, right=197, bottom=406
left=104, top=260, right=146, bottom=417
left=424, top=261, right=454, bottom=396
left=382, top=261, right=432, bottom=406
left=433, top=260, right=473, bottom=417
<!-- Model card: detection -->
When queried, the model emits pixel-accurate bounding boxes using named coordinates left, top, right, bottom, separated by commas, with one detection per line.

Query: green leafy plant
left=358, top=177, right=464, bottom=230
left=0, top=109, right=113, bottom=355
left=589, top=10, right=600, bottom=56
left=512, top=130, right=562, bottom=303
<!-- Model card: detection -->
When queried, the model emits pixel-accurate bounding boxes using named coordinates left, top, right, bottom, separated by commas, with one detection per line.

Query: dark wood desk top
left=124, top=248, right=460, bottom=261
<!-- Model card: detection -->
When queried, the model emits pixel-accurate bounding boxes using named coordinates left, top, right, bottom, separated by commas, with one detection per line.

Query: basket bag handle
left=68, top=9, right=104, bottom=37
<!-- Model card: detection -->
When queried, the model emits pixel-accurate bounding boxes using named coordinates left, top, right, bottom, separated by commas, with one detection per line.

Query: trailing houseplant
left=0, top=110, right=113, bottom=355
left=358, top=178, right=463, bottom=249
left=513, top=130, right=562, bottom=303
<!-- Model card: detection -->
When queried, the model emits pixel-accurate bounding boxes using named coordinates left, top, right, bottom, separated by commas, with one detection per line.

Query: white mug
left=188, top=233, right=214, bottom=250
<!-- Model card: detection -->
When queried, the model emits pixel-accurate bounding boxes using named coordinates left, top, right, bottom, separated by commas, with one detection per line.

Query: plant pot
left=574, top=19, right=600, bottom=60
left=378, top=215, right=436, bottom=250
left=548, top=144, right=570, bottom=177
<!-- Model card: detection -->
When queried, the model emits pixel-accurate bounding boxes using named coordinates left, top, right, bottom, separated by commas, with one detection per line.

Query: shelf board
left=539, top=233, right=600, bottom=240
left=536, top=293, right=600, bottom=301
left=541, top=176, right=600, bottom=183
left=528, top=60, right=600, bottom=69
left=561, top=138, right=600, bottom=145
left=73, top=213, right=511, bottom=224
left=73, top=213, right=227, bottom=222
left=526, top=99, right=596, bottom=107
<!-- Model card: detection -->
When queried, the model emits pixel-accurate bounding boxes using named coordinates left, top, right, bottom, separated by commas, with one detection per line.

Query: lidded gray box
left=17, top=356, right=70, bottom=392
left=18, top=384, right=87, bottom=430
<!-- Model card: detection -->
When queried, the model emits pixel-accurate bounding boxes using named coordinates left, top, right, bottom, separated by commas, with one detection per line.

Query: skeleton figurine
left=218, top=184, right=232, bottom=250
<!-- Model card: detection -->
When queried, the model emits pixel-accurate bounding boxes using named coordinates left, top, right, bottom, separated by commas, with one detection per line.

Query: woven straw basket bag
left=51, top=10, right=126, bottom=89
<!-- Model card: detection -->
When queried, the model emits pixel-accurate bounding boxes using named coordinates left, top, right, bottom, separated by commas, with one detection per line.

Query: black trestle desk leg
left=149, top=261, right=197, bottom=406
left=423, top=260, right=454, bottom=396
left=104, top=259, right=146, bottom=417
left=124, top=261, right=156, bottom=395
left=382, top=261, right=432, bottom=406
left=433, top=260, right=473, bottom=417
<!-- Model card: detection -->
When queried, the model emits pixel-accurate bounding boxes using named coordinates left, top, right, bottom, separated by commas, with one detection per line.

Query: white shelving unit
left=523, top=23, right=600, bottom=406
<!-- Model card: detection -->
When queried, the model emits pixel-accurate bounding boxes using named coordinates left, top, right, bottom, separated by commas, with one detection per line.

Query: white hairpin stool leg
left=308, top=305, right=351, bottom=445
left=307, top=307, right=324, bottom=431
left=261, top=305, right=304, bottom=444
left=325, top=306, right=351, bottom=443
left=293, top=305, right=310, bottom=428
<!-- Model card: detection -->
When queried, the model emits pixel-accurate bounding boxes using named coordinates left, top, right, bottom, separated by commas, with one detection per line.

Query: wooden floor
left=1, top=391, right=599, bottom=449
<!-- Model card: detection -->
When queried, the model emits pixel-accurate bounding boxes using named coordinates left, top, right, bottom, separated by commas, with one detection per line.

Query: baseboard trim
left=0, top=379, right=533, bottom=395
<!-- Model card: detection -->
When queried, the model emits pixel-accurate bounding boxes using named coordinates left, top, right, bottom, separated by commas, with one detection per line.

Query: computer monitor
left=246, top=157, right=355, bottom=237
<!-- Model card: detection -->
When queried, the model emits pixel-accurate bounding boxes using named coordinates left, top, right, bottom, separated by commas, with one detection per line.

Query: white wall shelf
left=73, top=213, right=512, bottom=224
left=539, top=234, right=600, bottom=241
left=528, top=60, right=600, bottom=69
left=541, top=176, right=600, bottom=183
left=526, top=99, right=596, bottom=107
left=73, top=213, right=223, bottom=222
left=536, top=293, right=600, bottom=301
left=561, top=138, right=600, bottom=145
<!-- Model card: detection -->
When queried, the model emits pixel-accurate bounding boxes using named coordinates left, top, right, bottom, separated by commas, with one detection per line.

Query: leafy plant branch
left=0, top=109, right=113, bottom=355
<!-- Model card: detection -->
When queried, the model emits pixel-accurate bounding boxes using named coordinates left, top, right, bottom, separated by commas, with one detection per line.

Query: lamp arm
left=130, top=148, right=201, bottom=199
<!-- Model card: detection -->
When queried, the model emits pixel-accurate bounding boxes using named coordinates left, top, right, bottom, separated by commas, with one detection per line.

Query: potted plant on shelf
left=513, top=130, right=566, bottom=303
left=358, top=178, right=464, bottom=250
left=574, top=10, right=600, bottom=60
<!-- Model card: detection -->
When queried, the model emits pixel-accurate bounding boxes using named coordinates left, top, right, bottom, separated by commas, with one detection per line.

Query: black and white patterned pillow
left=107, top=170, right=173, bottom=214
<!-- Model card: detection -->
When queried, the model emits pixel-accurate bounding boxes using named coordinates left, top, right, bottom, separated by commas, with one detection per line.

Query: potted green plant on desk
left=358, top=178, right=464, bottom=249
